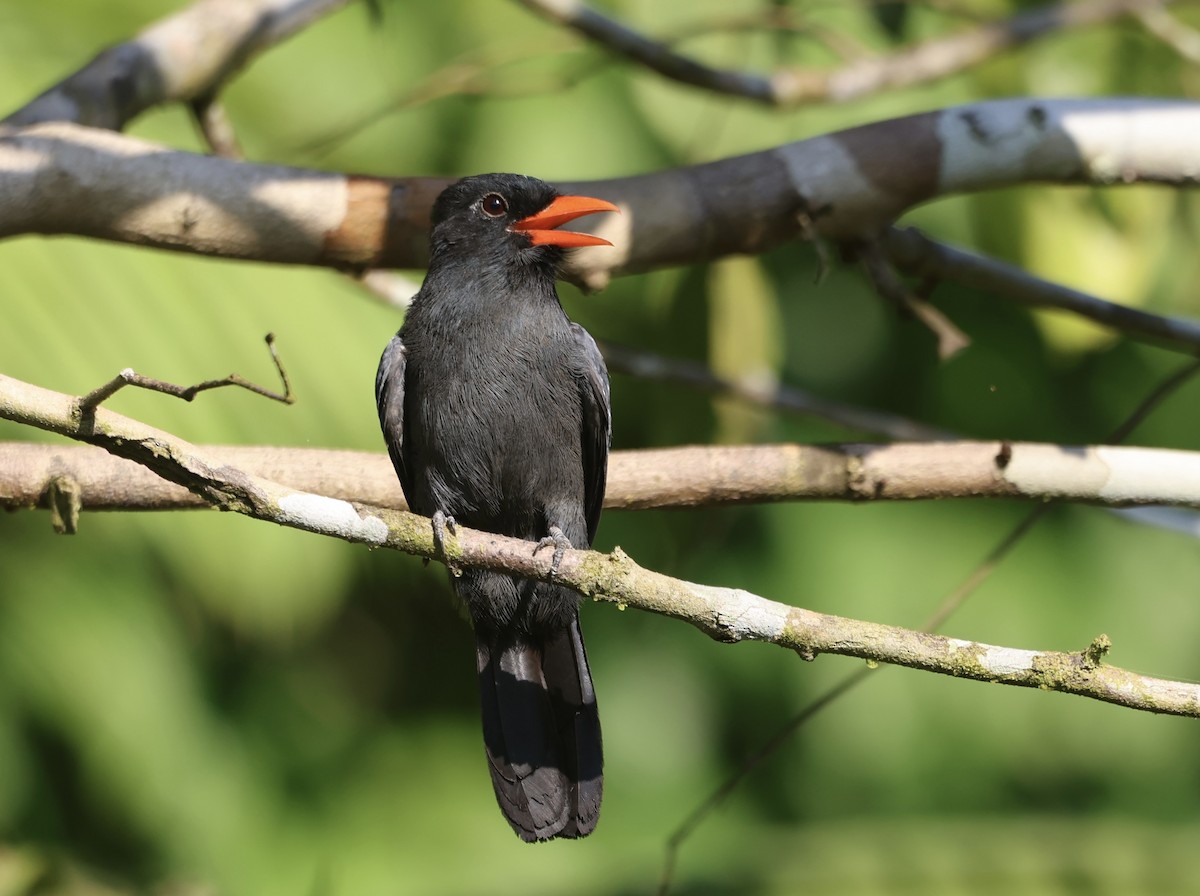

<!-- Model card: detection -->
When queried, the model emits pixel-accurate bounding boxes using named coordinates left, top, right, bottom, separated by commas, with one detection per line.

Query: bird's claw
left=534, top=525, right=572, bottom=579
left=432, top=510, right=461, bottom=576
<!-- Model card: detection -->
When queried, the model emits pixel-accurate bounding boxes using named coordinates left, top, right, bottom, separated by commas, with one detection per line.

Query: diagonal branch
left=514, top=0, right=1169, bottom=107
left=884, top=226, right=1200, bottom=351
left=856, top=240, right=971, bottom=359
left=597, top=341, right=954, bottom=441
left=0, top=371, right=1197, bottom=718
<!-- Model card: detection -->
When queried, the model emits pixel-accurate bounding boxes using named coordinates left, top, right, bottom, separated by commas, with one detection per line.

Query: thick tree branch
left=4, top=0, right=351, bottom=129
left=4, top=97, right=1199, bottom=287
left=0, top=372, right=1196, bottom=718
left=5, top=438, right=1200, bottom=515
left=515, top=0, right=1169, bottom=107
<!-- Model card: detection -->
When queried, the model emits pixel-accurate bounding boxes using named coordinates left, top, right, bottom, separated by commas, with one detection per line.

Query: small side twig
left=77, top=333, right=294, bottom=413
left=858, top=241, right=971, bottom=359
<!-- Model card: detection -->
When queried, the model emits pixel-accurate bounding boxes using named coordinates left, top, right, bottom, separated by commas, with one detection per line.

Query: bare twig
left=515, top=0, right=1168, bottom=107
left=76, top=333, right=293, bottom=412
left=297, top=40, right=593, bottom=157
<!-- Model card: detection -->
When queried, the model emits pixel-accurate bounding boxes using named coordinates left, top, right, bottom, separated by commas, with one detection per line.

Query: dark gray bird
left=375, top=173, right=616, bottom=841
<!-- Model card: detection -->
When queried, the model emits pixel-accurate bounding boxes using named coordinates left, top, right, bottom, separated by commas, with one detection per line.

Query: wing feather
left=375, top=333, right=412, bottom=500
left=569, top=324, right=611, bottom=547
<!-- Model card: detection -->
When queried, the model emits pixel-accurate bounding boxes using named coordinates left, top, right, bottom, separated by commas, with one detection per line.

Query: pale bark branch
left=5, top=438, right=1200, bottom=515
left=515, top=0, right=1169, bottom=107
left=0, top=371, right=1196, bottom=718
left=4, top=0, right=351, bottom=129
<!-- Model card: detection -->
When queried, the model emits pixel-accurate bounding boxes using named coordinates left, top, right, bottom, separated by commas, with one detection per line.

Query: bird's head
left=428, top=173, right=618, bottom=270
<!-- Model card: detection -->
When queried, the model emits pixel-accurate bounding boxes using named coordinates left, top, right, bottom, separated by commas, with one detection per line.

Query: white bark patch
left=693, top=582, right=789, bottom=639
left=979, top=644, right=1036, bottom=676
left=1002, top=444, right=1200, bottom=505
left=1059, top=101, right=1200, bottom=183
left=937, top=98, right=1200, bottom=194
left=776, top=135, right=881, bottom=233
left=1094, top=447, right=1200, bottom=504
left=1002, top=444, right=1107, bottom=497
left=278, top=493, right=388, bottom=545
left=937, top=98, right=1076, bottom=190
left=948, top=638, right=1034, bottom=675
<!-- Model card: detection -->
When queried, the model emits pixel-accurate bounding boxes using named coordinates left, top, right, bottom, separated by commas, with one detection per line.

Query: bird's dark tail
left=475, top=613, right=602, bottom=841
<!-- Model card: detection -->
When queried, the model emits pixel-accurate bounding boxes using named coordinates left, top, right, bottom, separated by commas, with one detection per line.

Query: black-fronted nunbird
left=376, top=173, right=616, bottom=841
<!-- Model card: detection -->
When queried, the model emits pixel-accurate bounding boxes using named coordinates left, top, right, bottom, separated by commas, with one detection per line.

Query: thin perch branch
left=0, top=370, right=1197, bottom=719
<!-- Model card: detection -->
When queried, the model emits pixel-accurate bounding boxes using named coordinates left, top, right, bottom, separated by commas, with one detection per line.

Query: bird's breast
left=404, top=320, right=586, bottom=538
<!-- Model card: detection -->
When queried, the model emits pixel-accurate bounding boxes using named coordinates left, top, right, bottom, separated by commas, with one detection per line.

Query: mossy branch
left=2, top=370, right=1197, bottom=719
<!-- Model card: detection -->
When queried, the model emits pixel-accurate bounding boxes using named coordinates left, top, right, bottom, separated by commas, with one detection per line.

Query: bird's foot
left=432, top=510, right=461, bottom=577
left=534, top=526, right=572, bottom=579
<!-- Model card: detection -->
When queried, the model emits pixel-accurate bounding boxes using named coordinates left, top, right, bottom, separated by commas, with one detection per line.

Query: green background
left=2, top=1, right=1200, bottom=893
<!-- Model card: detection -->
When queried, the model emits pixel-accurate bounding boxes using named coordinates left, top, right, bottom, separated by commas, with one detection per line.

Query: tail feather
left=476, top=614, right=602, bottom=841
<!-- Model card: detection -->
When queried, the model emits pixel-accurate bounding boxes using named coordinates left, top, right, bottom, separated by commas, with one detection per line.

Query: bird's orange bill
left=511, top=195, right=619, bottom=248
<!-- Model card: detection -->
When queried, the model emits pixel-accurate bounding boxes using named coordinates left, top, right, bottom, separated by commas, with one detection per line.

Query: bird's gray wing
left=570, top=323, right=611, bottom=547
left=375, top=332, right=413, bottom=500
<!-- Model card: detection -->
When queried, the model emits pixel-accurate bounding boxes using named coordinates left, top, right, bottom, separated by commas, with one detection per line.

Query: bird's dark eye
left=481, top=193, right=508, bottom=217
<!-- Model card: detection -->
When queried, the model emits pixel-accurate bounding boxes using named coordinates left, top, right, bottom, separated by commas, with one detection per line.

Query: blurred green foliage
left=2, top=1, right=1200, bottom=893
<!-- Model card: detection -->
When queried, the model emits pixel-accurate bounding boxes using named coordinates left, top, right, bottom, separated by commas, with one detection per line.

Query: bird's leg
left=534, top=525, right=572, bottom=579
left=432, top=510, right=461, bottom=576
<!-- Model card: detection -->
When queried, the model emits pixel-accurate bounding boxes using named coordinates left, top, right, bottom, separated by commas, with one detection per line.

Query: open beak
left=511, top=194, right=619, bottom=248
